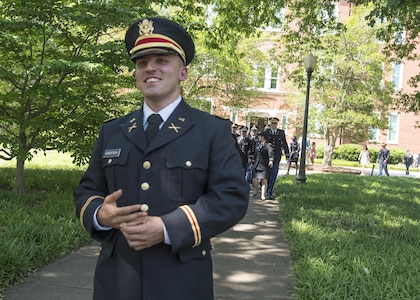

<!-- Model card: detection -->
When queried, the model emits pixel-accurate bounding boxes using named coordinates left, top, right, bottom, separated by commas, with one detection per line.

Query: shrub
left=316, top=144, right=324, bottom=159
left=390, top=148, right=406, bottom=164
left=316, top=143, right=406, bottom=165
left=333, top=144, right=362, bottom=161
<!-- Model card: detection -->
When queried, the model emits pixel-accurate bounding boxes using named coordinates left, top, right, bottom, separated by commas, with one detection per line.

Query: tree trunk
left=323, top=144, right=333, bottom=167
left=16, top=158, right=26, bottom=194
left=322, top=127, right=339, bottom=168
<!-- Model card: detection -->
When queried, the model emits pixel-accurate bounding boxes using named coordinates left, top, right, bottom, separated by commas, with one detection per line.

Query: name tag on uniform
left=103, top=149, right=121, bottom=158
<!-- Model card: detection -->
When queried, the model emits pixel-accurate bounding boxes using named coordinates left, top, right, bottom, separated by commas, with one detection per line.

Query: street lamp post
left=296, top=53, right=317, bottom=183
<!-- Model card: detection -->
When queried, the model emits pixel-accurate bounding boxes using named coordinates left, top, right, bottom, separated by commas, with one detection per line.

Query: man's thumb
left=104, top=189, right=123, bottom=204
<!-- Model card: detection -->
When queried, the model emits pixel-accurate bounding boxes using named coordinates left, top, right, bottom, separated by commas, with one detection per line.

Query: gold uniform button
left=201, top=250, right=207, bottom=256
left=141, top=182, right=150, bottom=190
left=143, top=161, right=151, bottom=169
left=108, top=159, right=113, bottom=164
left=185, top=161, right=192, bottom=167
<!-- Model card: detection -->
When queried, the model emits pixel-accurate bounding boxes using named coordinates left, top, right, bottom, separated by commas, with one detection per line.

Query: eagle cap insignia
left=138, top=19, right=154, bottom=36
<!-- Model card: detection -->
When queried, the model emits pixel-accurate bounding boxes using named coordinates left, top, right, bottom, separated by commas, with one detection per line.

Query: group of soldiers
left=231, top=117, right=289, bottom=200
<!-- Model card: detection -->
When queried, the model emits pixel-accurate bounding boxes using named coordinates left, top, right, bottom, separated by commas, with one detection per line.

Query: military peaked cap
left=125, top=17, right=195, bottom=65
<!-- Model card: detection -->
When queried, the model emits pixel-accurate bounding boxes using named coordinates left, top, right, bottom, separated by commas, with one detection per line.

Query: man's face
left=135, top=53, right=187, bottom=104
left=270, top=122, right=278, bottom=129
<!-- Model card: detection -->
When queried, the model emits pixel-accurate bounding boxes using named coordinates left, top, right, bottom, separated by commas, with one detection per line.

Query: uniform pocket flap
left=166, top=150, right=209, bottom=170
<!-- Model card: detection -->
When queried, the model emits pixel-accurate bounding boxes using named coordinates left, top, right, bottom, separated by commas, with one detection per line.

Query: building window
left=394, top=30, right=405, bottom=44
left=368, top=126, right=380, bottom=142
left=253, top=65, right=280, bottom=90
left=254, top=66, right=266, bottom=89
left=368, top=111, right=380, bottom=142
left=265, top=8, right=285, bottom=31
left=391, top=62, right=403, bottom=91
left=387, top=113, right=399, bottom=143
left=270, top=66, right=280, bottom=90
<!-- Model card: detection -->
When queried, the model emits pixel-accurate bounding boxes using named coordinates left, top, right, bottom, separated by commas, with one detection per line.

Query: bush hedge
left=315, top=143, right=406, bottom=165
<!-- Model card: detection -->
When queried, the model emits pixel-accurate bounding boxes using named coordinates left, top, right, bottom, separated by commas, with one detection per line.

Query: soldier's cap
left=125, top=17, right=195, bottom=65
left=269, top=117, right=279, bottom=123
left=240, top=126, right=248, bottom=132
left=258, top=131, right=270, bottom=139
left=251, top=126, right=258, bottom=131
left=231, top=123, right=238, bottom=128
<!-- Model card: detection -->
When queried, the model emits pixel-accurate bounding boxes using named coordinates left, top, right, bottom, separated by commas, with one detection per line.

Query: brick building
left=215, top=1, right=420, bottom=156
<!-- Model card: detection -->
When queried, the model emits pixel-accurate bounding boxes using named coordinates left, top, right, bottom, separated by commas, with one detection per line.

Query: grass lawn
left=1, top=151, right=419, bottom=299
left=0, top=151, right=91, bottom=292
left=276, top=174, right=420, bottom=299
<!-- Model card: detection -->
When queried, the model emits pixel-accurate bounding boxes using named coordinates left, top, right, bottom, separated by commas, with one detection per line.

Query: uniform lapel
left=119, top=101, right=195, bottom=153
left=120, top=110, right=148, bottom=152
left=148, top=100, right=194, bottom=152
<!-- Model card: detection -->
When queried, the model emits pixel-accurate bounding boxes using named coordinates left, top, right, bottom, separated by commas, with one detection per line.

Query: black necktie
left=146, top=114, right=163, bottom=144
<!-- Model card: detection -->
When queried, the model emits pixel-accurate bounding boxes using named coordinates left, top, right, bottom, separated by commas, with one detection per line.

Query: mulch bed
left=306, top=165, right=361, bottom=175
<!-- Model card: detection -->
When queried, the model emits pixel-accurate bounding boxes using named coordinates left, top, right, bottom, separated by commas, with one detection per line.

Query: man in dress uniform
left=238, top=126, right=250, bottom=175
left=265, top=117, right=289, bottom=199
left=74, top=17, right=249, bottom=300
left=245, top=126, right=258, bottom=186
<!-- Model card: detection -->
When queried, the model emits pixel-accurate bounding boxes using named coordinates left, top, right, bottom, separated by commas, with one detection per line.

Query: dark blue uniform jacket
left=74, top=100, right=249, bottom=300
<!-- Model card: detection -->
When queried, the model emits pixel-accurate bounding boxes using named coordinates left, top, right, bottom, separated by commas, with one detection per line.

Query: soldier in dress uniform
left=238, top=126, right=250, bottom=175
left=74, top=17, right=249, bottom=300
left=251, top=131, right=274, bottom=200
left=265, top=117, right=289, bottom=199
left=245, top=126, right=258, bottom=186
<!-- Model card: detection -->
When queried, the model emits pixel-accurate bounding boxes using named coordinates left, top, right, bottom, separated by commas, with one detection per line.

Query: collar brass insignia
left=128, top=123, right=137, bottom=133
left=168, top=123, right=181, bottom=133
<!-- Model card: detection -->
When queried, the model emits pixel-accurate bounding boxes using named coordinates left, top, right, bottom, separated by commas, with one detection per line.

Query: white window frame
left=368, top=111, right=381, bottom=143
left=387, top=112, right=399, bottom=144
left=391, top=62, right=403, bottom=91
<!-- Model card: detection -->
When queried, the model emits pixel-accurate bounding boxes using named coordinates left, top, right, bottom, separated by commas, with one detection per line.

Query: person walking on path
left=74, top=17, right=249, bottom=300
left=252, top=131, right=274, bottom=200
left=308, top=141, right=316, bottom=165
left=377, top=143, right=390, bottom=176
left=418, top=152, right=420, bottom=174
left=358, top=144, right=370, bottom=176
left=266, top=117, right=289, bottom=200
left=286, top=135, right=300, bottom=175
left=403, top=150, right=414, bottom=175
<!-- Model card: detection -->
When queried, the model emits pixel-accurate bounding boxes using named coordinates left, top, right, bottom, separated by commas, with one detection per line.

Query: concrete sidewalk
left=2, top=198, right=295, bottom=300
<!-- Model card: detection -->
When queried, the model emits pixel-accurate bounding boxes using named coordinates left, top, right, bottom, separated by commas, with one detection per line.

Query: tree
left=0, top=0, right=152, bottom=193
left=319, top=9, right=395, bottom=166
left=363, top=0, right=420, bottom=114
left=279, top=4, right=395, bottom=167
left=2, top=0, right=418, bottom=192
left=0, top=0, right=285, bottom=193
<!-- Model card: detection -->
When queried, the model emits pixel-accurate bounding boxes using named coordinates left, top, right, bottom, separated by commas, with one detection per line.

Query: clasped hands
left=97, top=189, right=164, bottom=250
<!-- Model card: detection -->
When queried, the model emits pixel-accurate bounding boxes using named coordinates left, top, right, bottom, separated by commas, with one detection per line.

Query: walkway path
left=3, top=198, right=295, bottom=300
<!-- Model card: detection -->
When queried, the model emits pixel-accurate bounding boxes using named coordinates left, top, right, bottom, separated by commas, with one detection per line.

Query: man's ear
left=179, top=66, right=188, bottom=81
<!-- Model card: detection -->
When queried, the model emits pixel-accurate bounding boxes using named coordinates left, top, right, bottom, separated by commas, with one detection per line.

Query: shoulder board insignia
left=104, top=117, right=117, bottom=123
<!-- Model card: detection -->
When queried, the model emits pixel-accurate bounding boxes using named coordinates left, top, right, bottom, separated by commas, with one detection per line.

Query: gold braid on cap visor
left=130, top=34, right=186, bottom=64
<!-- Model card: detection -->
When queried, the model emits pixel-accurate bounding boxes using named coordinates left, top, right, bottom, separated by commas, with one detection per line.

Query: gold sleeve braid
left=79, top=195, right=105, bottom=227
left=180, top=205, right=201, bottom=247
